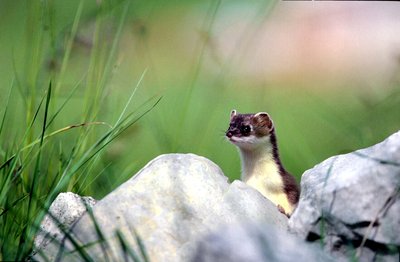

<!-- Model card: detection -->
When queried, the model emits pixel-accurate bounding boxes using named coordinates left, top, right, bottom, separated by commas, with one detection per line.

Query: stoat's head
left=225, top=110, right=274, bottom=150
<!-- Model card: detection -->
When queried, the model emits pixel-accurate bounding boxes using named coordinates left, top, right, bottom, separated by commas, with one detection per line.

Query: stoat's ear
left=230, top=109, right=237, bottom=120
left=253, top=112, right=273, bottom=130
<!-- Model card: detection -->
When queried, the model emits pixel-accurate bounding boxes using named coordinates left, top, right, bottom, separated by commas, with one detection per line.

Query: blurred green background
left=1, top=0, right=400, bottom=197
left=0, top=1, right=400, bottom=258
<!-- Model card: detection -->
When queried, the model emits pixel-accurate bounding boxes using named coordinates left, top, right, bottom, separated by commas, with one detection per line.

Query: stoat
left=225, top=110, right=300, bottom=216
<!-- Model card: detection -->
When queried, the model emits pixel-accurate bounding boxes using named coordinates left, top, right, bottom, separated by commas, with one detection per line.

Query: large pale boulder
left=35, top=154, right=288, bottom=261
left=289, top=131, right=400, bottom=261
left=191, top=223, right=334, bottom=262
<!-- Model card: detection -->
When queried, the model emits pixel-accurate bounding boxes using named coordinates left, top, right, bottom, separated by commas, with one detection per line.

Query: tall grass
left=0, top=1, right=160, bottom=260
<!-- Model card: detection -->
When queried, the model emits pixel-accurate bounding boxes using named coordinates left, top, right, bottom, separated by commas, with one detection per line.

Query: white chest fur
left=239, top=146, right=293, bottom=214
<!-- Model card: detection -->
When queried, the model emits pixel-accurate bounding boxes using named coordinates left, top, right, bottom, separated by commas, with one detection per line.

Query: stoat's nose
left=226, top=131, right=233, bottom=138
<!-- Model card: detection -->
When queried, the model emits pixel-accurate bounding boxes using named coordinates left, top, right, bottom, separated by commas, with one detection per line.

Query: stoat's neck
left=238, top=138, right=280, bottom=182
left=240, top=145, right=276, bottom=181
left=238, top=135, right=293, bottom=212
left=236, top=132, right=296, bottom=215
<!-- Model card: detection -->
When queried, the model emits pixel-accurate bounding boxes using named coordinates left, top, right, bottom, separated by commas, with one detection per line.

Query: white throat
left=237, top=137, right=279, bottom=182
left=237, top=139, right=291, bottom=212
left=238, top=142, right=278, bottom=182
left=235, top=136, right=286, bottom=200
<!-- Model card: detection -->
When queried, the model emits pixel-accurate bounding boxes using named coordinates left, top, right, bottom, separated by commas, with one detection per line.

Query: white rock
left=33, top=192, right=96, bottom=259
left=35, top=154, right=288, bottom=262
left=191, top=223, right=334, bottom=262
left=289, top=131, right=400, bottom=261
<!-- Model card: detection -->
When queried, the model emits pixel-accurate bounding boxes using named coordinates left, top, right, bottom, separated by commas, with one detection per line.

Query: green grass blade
left=85, top=205, right=111, bottom=262
left=116, top=231, right=142, bottom=262
left=114, top=69, right=147, bottom=127
left=0, top=80, right=13, bottom=138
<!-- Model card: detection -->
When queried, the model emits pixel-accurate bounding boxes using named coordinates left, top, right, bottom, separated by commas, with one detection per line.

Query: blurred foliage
left=0, top=0, right=399, bottom=191
left=0, top=0, right=399, bottom=192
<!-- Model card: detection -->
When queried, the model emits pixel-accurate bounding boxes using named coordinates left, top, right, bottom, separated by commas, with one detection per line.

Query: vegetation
left=0, top=0, right=399, bottom=260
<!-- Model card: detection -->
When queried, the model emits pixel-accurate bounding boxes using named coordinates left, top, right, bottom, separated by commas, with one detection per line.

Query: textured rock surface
left=35, top=154, right=288, bottom=262
left=289, top=131, right=400, bottom=261
left=33, top=192, right=97, bottom=258
left=191, top=223, right=334, bottom=262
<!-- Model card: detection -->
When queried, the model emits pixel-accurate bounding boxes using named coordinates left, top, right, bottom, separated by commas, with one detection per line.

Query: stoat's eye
left=240, top=125, right=251, bottom=135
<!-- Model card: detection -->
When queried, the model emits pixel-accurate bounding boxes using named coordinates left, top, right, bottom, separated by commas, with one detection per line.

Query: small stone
left=33, top=192, right=96, bottom=260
